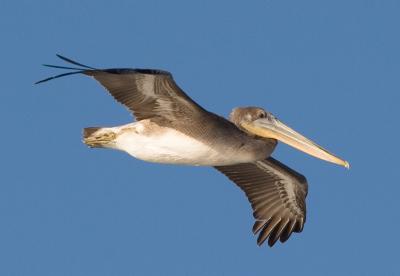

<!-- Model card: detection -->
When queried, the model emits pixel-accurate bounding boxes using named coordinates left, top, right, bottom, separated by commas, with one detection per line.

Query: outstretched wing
left=83, top=69, right=207, bottom=121
left=215, top=157, right=308, bottom=247
left=36, top=55, right=207, bottom=122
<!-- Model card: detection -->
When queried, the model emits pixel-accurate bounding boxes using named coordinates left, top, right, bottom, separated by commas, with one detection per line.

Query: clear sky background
left=1, top=0, right=399, bottom=275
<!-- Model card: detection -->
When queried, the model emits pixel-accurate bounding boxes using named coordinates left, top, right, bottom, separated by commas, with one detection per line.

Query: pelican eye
left=258, top=111, right=266, bottom=119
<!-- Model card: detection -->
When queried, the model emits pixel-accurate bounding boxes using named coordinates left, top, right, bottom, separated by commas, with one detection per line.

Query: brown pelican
left=36, top=55, right=349, bottom=247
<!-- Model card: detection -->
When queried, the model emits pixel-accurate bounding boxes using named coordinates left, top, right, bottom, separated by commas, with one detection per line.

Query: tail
left=83, top=127, right=117, bottom=148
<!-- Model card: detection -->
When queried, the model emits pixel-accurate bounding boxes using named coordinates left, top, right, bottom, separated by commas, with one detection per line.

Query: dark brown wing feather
left=84, top=69, right=249, bottom=147
left=36, top=56, right=248, bottom=147
left=215, top=157, right=308, bottom=247
left=36, top=56, right=207, bottom=122
left=83, top=69, right=207, bottom=121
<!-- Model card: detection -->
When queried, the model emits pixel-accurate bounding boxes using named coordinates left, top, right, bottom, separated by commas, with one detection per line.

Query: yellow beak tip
left=344, top=161, right=350, bottom=169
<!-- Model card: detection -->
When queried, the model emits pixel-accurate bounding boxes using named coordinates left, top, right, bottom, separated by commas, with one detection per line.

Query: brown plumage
left=215, top=157, right=307, bottom=247
left=36, top=55, right=349, bottom=247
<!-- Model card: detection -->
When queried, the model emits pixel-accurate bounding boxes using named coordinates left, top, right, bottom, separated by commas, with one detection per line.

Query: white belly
left=111, top=121, right=247, bottom=166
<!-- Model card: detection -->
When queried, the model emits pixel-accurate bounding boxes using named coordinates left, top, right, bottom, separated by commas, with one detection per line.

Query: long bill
left=241, top=118, right=350, bottom=169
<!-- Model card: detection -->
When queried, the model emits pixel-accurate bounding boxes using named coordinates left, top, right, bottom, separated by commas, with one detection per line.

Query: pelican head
left=230, top=107, right=349, bottom=168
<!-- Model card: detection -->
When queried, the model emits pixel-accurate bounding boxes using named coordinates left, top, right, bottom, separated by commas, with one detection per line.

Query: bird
left=36, top=55, right=349, bottom=247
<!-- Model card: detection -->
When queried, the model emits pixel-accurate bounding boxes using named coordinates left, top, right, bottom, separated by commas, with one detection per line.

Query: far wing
left=84, top=68, right=207, bottom=121
left=36, top=55, right=208, bottom=122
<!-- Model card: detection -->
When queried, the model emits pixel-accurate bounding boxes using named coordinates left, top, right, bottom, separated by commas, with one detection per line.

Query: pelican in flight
left=37, top=55, right=349, bottom=247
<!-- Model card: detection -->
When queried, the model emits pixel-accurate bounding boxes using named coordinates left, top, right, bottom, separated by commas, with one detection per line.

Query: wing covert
left=84, top=69, right=207, bottom=121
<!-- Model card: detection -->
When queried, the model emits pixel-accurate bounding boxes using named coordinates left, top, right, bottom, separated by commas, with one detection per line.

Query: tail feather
left=83, top=127, right=116, bottom=148
left=83, top=127, right=101, bottom=139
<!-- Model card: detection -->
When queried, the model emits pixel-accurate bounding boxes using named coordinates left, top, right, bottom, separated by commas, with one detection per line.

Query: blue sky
left=1, top=0, right=399, bottom=275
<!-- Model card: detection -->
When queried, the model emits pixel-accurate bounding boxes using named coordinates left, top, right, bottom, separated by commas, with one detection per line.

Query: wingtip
left=56, top=53, right=65, bottom=59
left=34, top=71, right=85, bottom=85
left=256, top=239, right=274, bottom=247
left=34, top=78, right=48, bottom=85
left=54, top=54, right=96, bottom=69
